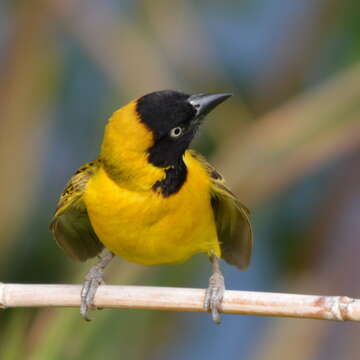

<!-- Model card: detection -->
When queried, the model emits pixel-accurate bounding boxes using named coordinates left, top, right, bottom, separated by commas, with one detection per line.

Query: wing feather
left=49, top=160, right=103, bottom=261
left=189, top=150, right=253, bottom=269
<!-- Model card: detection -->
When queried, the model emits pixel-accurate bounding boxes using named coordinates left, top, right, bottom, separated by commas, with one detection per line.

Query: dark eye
left=169, top=126, right=183, bottom=138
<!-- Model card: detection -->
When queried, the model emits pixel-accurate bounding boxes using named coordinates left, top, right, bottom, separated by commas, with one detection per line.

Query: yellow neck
left=100, top=101, right=166, bottom=191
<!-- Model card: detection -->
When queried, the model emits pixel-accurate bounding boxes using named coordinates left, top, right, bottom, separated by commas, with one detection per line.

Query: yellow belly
left=84, top=154, right=220, bottom=265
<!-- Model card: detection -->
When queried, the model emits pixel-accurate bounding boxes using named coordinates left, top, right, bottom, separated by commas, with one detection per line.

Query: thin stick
left=0, top=283, right=359, bottom=321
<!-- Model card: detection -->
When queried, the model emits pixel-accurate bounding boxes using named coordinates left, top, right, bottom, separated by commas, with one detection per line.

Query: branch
left=0, top=283, right=359, bottom=321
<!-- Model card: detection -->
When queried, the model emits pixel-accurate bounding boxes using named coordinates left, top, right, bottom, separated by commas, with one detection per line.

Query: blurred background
left=1, top=0, right=360, bottom=359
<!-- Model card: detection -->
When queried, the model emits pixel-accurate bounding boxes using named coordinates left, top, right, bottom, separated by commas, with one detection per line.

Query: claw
left=80, top=251, right=114, bottom=321
left=203, top=255, right=225, bottom=324
left=80, top=269, right=104, bottom=321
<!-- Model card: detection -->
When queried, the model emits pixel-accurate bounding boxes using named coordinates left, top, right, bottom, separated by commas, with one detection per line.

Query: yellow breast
left=84, top=151, right=220, bottom=265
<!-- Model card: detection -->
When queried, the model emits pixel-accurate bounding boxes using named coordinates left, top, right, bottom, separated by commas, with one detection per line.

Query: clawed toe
left=80, top=250, right=114, bottom=321
left=80, top=269, right=104, bottom=321
left=204, top=272, right=225, bottom=324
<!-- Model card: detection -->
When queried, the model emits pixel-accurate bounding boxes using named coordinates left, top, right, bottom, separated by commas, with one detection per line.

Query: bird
left=50, top=90, right=252, bottom=324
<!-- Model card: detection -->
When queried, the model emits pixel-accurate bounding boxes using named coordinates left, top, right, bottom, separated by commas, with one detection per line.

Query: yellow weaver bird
left=50, top=90, right=252, bottom=323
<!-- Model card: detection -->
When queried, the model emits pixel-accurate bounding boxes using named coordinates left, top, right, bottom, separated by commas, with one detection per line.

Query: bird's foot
left=80, top=251, right=114, bottom=321
left=203, top=271, right=225, bottom=324
left=80, top=266, right=105, bottom=321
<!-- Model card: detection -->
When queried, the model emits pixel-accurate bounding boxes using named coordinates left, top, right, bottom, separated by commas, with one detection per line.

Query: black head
left=136, top=90, right=231, bottom=168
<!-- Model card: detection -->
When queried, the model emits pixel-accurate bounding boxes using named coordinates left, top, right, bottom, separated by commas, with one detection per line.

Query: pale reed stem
left=0, top=283, right=359, bottom=321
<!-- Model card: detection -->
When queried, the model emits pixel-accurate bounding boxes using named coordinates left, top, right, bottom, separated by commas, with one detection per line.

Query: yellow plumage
left=50, top=90, right=252, bottom=323
left=84, top=151, right=220, bottom=265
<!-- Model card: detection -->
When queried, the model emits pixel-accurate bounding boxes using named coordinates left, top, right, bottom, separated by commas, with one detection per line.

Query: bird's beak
left=188, top=93, right=232, bottom=119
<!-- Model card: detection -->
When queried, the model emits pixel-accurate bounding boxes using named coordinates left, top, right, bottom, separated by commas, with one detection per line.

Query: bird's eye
left=169, top=127, right=183, bottom=138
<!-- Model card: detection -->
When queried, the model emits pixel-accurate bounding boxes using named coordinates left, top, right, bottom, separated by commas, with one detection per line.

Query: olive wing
left=190, top=151, right=253, bottom=269
left=49, top=160, right=103, bottom=261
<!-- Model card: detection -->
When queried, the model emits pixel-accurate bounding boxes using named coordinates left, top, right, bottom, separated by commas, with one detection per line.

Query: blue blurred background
left=1, top=0, right=360, bottom=359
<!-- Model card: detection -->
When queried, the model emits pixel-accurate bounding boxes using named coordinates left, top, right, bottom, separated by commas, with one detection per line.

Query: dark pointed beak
left=188, top=93, right=232, bottom=119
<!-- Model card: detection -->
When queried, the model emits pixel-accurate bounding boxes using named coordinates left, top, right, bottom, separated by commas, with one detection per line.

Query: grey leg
left=80, top=250, right=114, bottom=321
left=203, top=254, right=225, bottom=324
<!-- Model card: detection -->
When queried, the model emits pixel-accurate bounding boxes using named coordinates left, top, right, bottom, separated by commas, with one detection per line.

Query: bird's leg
left=80, top=250, right=114, bottom=321
left=203, top=254, right=225, bottom=324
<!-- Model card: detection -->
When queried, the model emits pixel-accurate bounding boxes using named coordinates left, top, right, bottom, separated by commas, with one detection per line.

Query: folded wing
left=190, top=151, right=253, bottom=269
left=49, top=160, right=103, bottom=261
